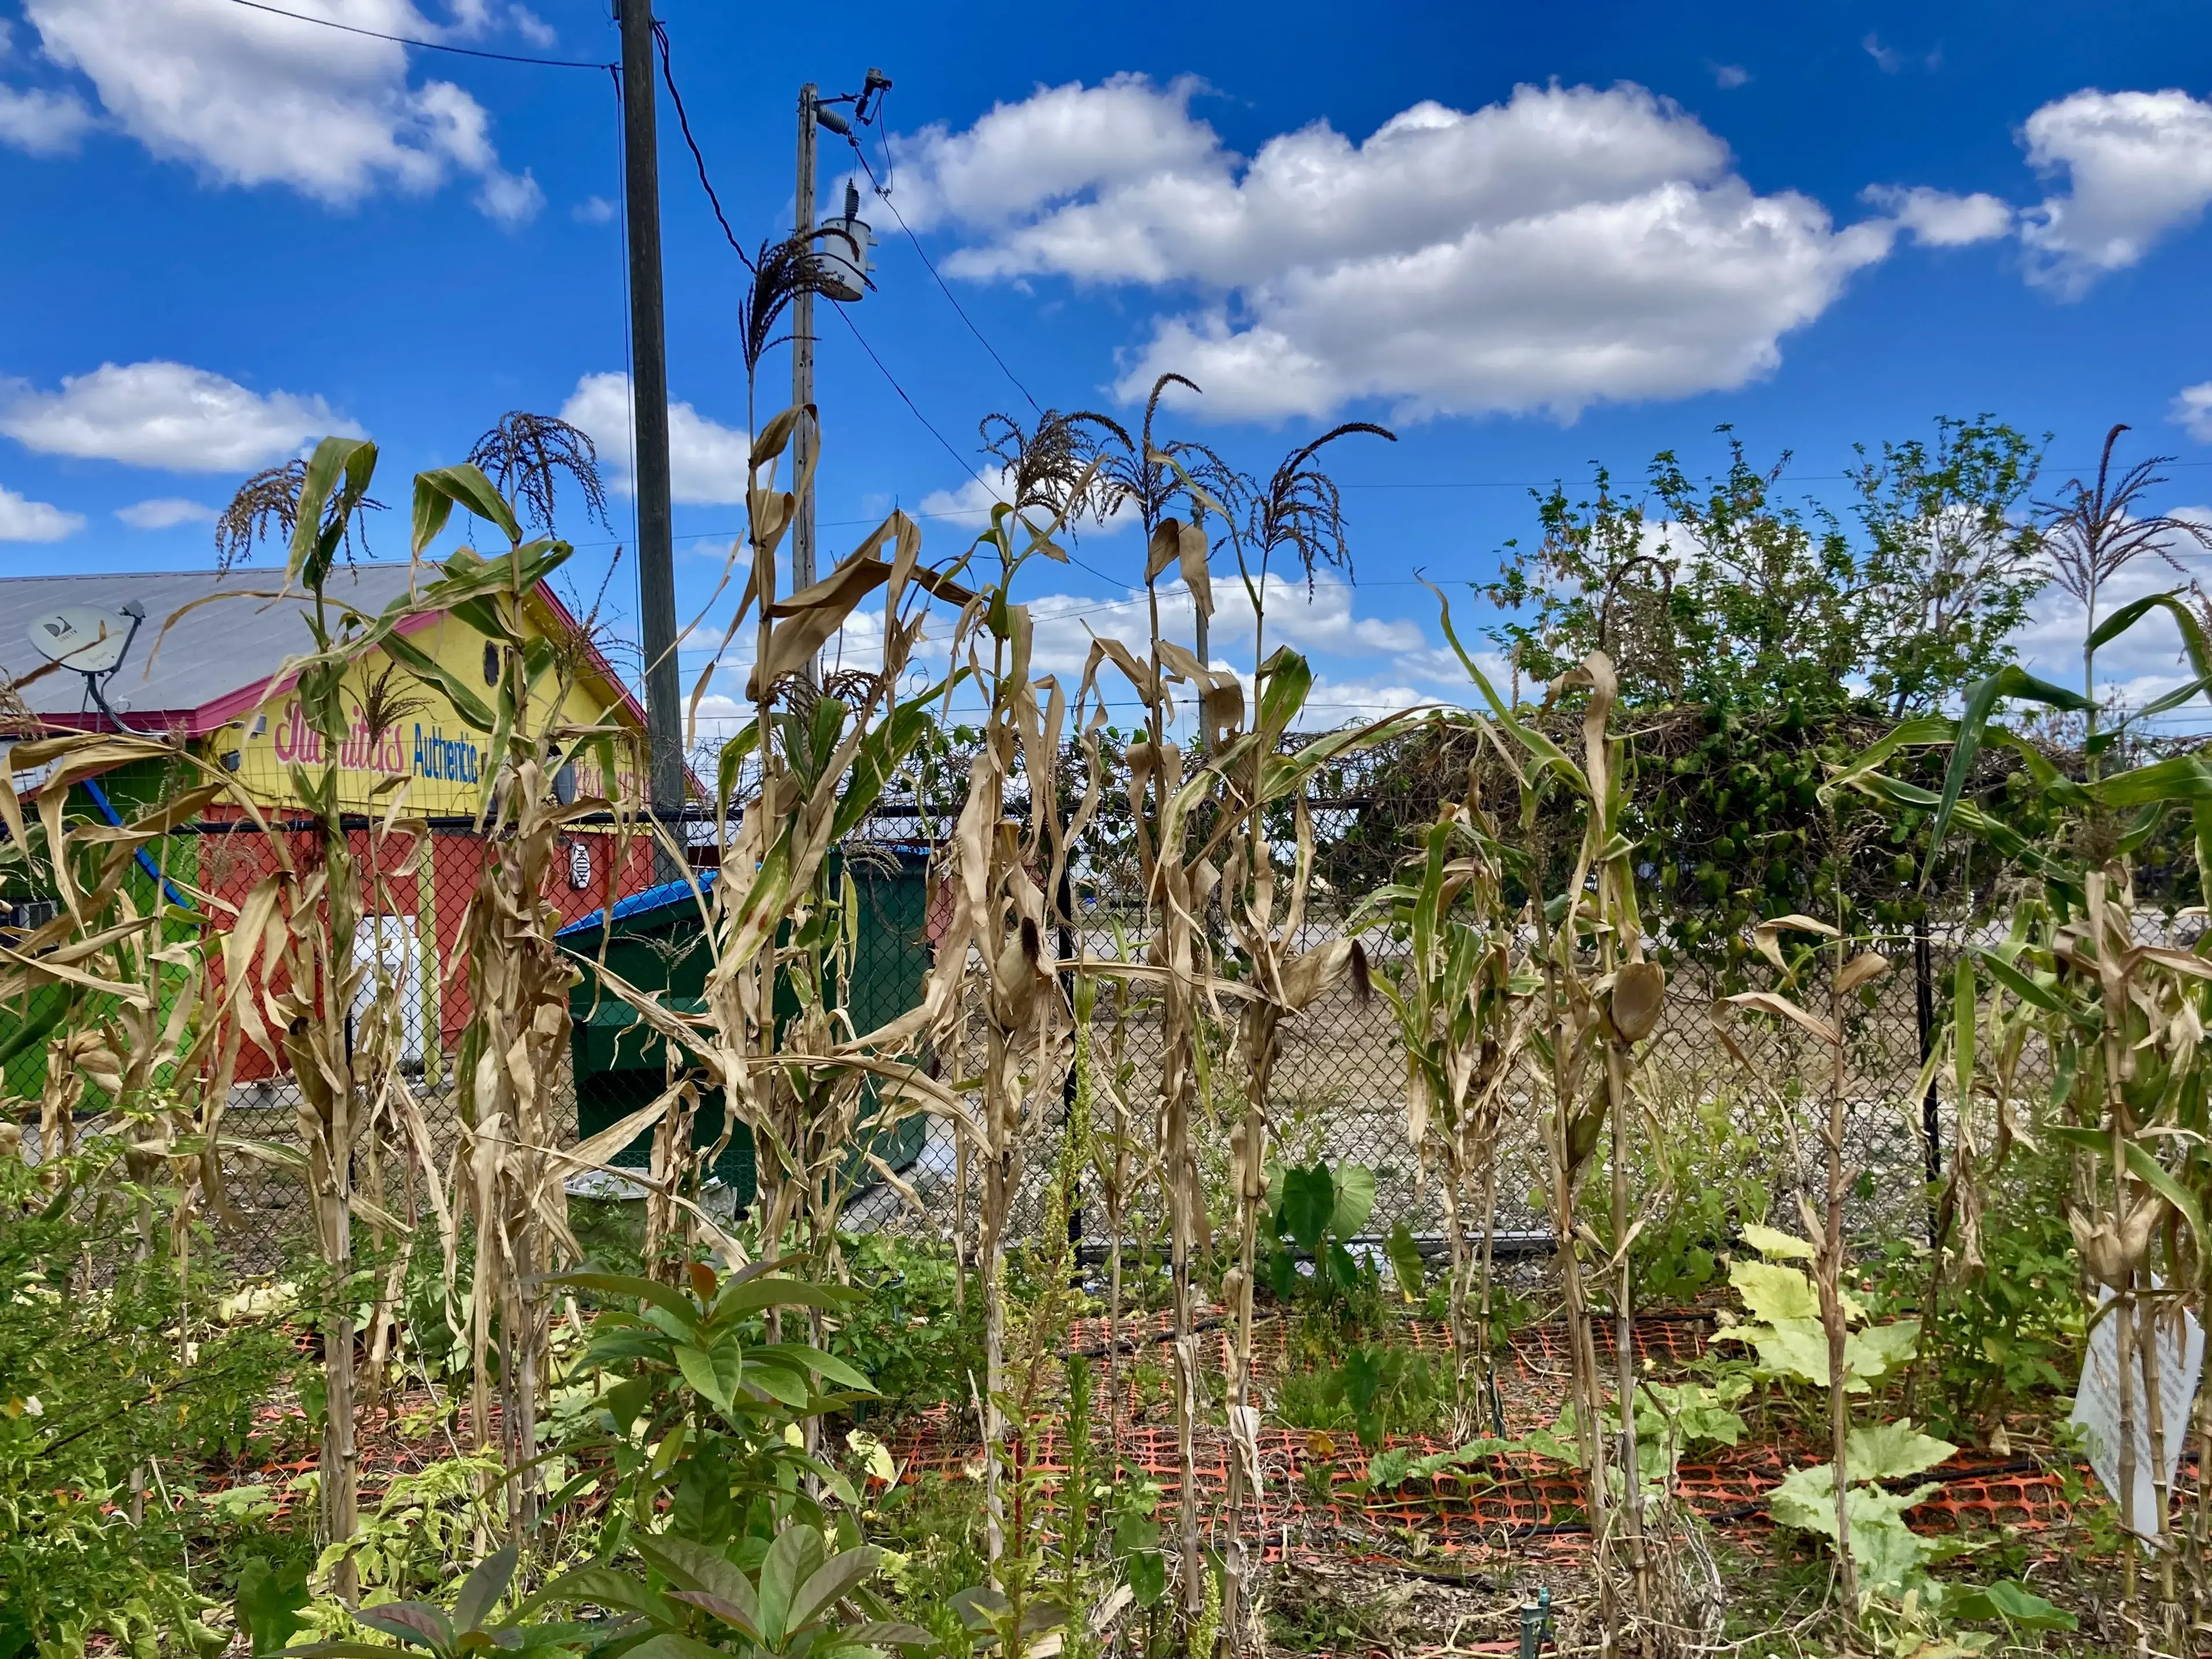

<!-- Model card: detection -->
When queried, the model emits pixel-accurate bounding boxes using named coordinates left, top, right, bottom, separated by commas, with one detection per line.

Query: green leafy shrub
left=0, top=1157, right=300, bottom=1658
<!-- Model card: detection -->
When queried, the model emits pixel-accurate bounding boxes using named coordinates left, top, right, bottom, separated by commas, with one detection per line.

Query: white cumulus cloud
left=558, top=372, right=751, bottom=507
left=2018, top=87, right=2212, bottom=295
left=0, top=361, right=358, bottom=471
left=0, top=485, right=84, bottom=541
left=20, top=0, right=541, bottom=220
left=115, top=496, right=218, bottom=528
left=1862, top=183, right=2014, bottom=246
left=2174, top=381, right=2212, bottom=444
left=891, top=77, right=1899, bottom=422
left=0, top=82, right=91, bottom=153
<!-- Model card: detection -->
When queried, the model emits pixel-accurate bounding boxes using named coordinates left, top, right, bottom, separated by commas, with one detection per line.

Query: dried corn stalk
left=1431, top=603, right=1670, bottom=1645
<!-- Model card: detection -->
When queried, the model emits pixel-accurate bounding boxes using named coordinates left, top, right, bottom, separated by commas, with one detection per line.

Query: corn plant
left=204, top=437, right=642, bottom=1552
left=1429, top=608, right=1671, bottom=1641
left=0, top=732, right=234, bottom=1287
left=1826, top=558, right=2212, bottom=1635
left=1710, top=897, right=1895, bottom=1624
left=1362, top=778, right=1536, bottom=1442
left=1079, top=567, right=1221, bottom=1628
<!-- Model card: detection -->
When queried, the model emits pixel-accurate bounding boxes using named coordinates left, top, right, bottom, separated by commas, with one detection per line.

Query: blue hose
left=79, top=775, right=192, bottom=912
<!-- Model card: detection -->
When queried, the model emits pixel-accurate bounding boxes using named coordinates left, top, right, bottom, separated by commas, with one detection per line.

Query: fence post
left=1913, top=914, right=1941, bottom=1243
left=1057, top=864, right=1081, bottom=1253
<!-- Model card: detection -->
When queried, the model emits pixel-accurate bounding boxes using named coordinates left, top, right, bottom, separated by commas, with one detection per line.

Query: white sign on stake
left=2069, top=1286, right=2204, bottom=1544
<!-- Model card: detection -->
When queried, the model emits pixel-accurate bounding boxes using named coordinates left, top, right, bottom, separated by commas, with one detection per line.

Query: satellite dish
left=28, top=606, right=137, bottom=675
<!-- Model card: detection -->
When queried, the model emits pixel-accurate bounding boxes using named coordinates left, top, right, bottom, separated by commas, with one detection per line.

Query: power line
left=822, top=307, right=1127, bottom=588
left=651, top=21, right=750, bottom=266
left=218, top=0, right=613, bottom=67
left=847, top=144, right=1041, bottom=414
left=1333, top=460, right=2212, bottom=491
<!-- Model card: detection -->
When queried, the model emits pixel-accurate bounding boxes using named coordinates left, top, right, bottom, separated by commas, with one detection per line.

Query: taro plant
left=1259, top=1157, right=1378, bottom=1311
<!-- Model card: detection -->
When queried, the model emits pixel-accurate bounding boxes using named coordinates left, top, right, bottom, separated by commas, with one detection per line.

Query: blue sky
left=5, top=0, right=2212, bottom=730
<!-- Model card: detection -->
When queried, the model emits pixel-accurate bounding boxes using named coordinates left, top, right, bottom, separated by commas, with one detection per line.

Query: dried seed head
left=1610, top=960, right=1666, bottom=1044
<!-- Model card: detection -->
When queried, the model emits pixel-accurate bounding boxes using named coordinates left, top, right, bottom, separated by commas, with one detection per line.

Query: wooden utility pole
left=791, top=82, right=820, bottom=599
left=617, top=0, right=685, bottom=845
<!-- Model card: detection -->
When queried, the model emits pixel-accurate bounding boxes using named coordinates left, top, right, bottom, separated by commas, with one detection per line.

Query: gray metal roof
left=0, top=564, right=425, bottom=731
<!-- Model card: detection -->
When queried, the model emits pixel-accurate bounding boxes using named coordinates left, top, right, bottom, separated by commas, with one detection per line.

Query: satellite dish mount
left=27, top=601, right=148, bottom=733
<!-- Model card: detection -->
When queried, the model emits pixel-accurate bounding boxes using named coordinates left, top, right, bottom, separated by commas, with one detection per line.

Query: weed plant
left=0, top=1156, right=302, bottom=1657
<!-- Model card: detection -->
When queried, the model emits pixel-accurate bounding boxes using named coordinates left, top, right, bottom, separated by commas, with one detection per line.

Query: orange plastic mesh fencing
left=888, top=1414, right=2092, bottom=1564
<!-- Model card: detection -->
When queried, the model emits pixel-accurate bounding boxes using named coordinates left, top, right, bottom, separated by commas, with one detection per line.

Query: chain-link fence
left=25, top=796, right=2016, bottom=1279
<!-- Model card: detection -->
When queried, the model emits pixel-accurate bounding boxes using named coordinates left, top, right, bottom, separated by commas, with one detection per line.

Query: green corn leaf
left=379, top=631, right=498, bottom=731
left=1970, top=947, right=2066, bottom=1015
left=2124, top=1141, right=2205, bottom=1240
left=1256, top=647, right=1313, bottom=742
left=414, top=463, right=521, bottom=549
left=1928, top=666, right=2089, bottom=879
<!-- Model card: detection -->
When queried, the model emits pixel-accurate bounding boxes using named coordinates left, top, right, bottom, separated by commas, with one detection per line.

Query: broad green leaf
left=1127, top=1550, right=1166, bottom=1609
left=235, top=1558, right=311, bottom=1657
left=1844, top=1319, right=1921, bottom=1383
left=787, top=1546, right=882, bottom=1633
left=1768, top=1464, right=1943, bottom=1598
left=632, top=1536, right=757, bottom=1624
left=549, top=1272, right=701, bottom=1333
left=353, top=1602, right=451, bottom=1652
left=1729, top=1259, right=1820, bottom=1324
left=1279, top=1164, right=1336, bottom=1254
left=742, top=1359, right=816, bottom=1408
left=1845, top=1420, right=1956, bottom=1482
left=1741, top=1319, right=1833, bottom=1388
left=1739, top=1223, right=1815, bottom=1261
left=674, top=1341, right=743, bottom=1414
left=1328, top=1163, right=1377, bottom=1240
left=751, top=1342, right=879, bottom=1395
left=451, top=1545, right=517, bottom=1632
left=712, top=1277, right=862, bottom=1320
left=1384, top=1221, right=1427, bottom=1302
left=1950, top=1580, right=2077, bottom=1631
left=617, top=1635, right=727, bottom=1659
left=759, top=1524, right=825, bottom=1646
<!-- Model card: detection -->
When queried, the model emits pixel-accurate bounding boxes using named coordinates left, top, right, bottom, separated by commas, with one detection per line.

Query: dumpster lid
left=556, top=868, right=717, bottom=940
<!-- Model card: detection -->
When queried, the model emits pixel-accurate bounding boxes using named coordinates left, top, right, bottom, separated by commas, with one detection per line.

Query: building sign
left=227, top=611, right=645, bottom=816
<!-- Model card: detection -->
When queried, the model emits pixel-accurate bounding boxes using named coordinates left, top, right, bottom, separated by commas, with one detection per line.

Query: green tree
left=1483, top=418, right=2051, bottom=719
left=1847, top=415, right=2048, bottom=717
left=1485, top=431, right=1861, bottom=713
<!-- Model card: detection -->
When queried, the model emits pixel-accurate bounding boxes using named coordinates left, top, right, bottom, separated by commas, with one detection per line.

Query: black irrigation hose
left=1070, top=1312, right=1239, bottom=1360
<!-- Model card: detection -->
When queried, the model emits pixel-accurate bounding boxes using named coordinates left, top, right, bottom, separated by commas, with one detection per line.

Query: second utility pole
left=791, top=82, right=820, bottom=599
left=617, top=0, right=685, bottom=865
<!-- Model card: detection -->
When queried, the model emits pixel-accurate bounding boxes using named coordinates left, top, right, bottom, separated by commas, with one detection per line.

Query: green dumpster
left=556, top=850, right=933, bottom=1208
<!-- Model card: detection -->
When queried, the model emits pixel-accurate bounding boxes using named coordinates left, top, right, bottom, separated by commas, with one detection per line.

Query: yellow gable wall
left=218, top=603, right=647, bottom=814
